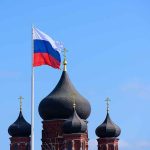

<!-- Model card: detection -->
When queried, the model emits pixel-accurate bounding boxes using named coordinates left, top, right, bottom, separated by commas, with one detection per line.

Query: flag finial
left=18, top=96, right=24, bottom=112
left=62, top=48, right=68, bottom=71
left=105, top=97, right=111, bottom=113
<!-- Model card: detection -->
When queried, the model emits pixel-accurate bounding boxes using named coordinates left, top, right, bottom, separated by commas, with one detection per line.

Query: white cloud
left=119, top=139, right=150, bottom=150
left=121, top=81, right=150, bottom=99
left=135, top=140, right=150, bottom=148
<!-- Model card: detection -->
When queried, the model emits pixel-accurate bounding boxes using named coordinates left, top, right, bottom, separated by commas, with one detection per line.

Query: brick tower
left=95, top=98, right=121, bottom=150
left=38, top=54, right=91, bottom=150
left=63, top=102, right=88, bottom=150
left=8, top=96, right=31, bottom=150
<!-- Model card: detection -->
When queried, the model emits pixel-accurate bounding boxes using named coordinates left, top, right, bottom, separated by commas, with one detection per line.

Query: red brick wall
left=64, top=133, right=88, bottom=150
left=97, top=138, right=119, bottom=150
left=41, top=120, right=65, bottom=150
left=10, top=137, right=30, bottom=150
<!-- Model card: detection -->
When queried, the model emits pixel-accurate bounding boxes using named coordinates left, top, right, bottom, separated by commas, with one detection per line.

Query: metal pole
left=31, top=26, right=35, bottom=150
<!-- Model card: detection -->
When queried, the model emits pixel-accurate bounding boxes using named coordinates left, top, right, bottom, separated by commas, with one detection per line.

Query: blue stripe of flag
left=34, top=39, right=61, bottom=63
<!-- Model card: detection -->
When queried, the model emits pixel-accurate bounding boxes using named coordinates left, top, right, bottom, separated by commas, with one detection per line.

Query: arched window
left=14, top=144, right=18, bottom=150
left=115, top=145, right=118, bottom=150
left=67, top=141, right=72, bottom=150
left=82, top=141, right=85, bottom=150
left=109, top=144, right=114, bottom=150
left=101, top=145, right=107, bottom=150
left=26, top=143, right=30, bottom=150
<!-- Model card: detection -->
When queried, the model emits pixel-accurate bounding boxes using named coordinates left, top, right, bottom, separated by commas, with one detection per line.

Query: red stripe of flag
left=33, top=53, right=61, bottom=69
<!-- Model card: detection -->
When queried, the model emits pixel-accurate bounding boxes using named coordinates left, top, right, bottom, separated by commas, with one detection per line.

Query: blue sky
left=0, top=0, right=150, bottom=149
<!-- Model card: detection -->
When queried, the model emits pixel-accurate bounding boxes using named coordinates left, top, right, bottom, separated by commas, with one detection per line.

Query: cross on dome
left=18, top=96, right=24, bottom=112
left=105, top=97, right=111, bottom=113
left=62, top=48, right=68, bottom=71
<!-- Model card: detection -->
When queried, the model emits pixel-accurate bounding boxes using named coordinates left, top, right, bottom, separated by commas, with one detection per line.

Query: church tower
left=63, top=98, right=88, bottom=150
left=38, top=51, right=91, bottom=150
left=8, top=96, right=31, bottom=150
left=95, top=98, right=121, bottom=150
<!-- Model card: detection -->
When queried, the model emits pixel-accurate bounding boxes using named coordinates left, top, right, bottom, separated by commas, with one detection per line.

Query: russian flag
left=33, top=27, right=63, bottom=69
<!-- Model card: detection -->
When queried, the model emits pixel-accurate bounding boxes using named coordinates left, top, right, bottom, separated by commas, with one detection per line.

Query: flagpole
left=31, top=26, right=35, bottom=150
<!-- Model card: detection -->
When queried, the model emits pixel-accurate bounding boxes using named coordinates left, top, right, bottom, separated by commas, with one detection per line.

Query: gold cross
left=18, top=96, right=24, bottom=111
left=62, top=48, right=68, bottom=71
left=62, top=48, right=68, bottom=59
left=105, top=97, right=111, bottom=113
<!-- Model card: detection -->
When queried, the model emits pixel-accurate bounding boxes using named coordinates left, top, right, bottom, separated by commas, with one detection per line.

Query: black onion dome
left=95, top=113, right=121, bottom=138
left=8, top=111, right=31, bottom=137
left=63, top=108, right=87, bottom=134
left=39, top=71, right=91, bottom=120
